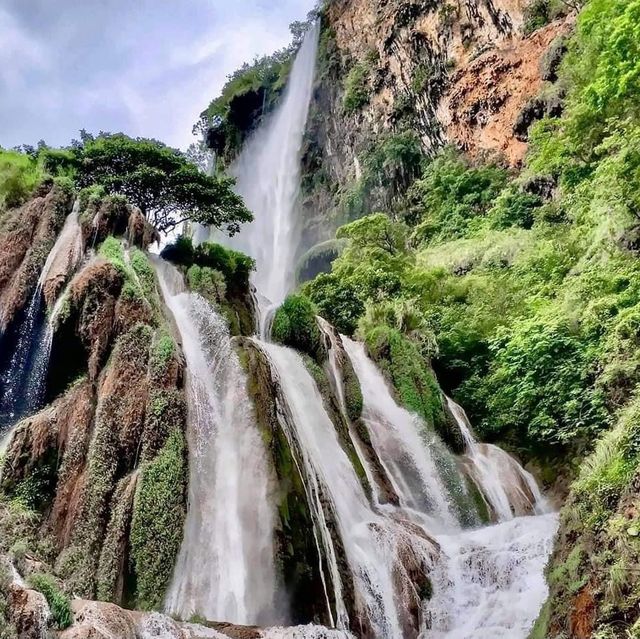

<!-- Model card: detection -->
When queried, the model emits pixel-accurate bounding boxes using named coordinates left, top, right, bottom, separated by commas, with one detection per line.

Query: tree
left=70, top=133, right=252, bottom=234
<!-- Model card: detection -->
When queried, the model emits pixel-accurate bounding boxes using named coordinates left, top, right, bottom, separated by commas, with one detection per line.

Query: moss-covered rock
left=130, top=428, right=187, bottom=610
left=363, top=325, right=463, bottom=452
left=272, top=294, right=322, bottom=359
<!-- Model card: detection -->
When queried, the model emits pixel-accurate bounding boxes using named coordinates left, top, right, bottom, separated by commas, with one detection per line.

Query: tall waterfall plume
left=229, top=23, right=320, bottom=309
left=155, top=259, right=280, bottom=626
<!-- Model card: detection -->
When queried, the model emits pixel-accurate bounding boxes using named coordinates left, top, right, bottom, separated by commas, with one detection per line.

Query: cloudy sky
left=0, top=0, right=316, bottom=151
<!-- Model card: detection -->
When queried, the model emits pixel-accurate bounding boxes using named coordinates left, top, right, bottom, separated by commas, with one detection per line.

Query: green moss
left=528, top=599, right=551, bottom=639
left=28, top=573, right=72, bottom=629
left=272, top=294, right=322, bottom=359
left=342, top=356, right=364, bottom=423
left=149, top=329, right=176, bottom=381
left=549, top=544, right=587, bottom=594
left=303, top=356, right=369, bottom=491
left=98, top=236, right=126, bottom=271
left=363, top=326, right=447, bottom=436
left=130, top=248, right=157, bottom=302
left=187, top=264, right=226, bottom=302
left=130, top=429, right=187, bottom=610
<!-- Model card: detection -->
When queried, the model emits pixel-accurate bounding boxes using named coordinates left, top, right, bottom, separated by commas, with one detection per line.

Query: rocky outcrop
left=440, top=18, right=573, bottom=163
left=59, top=600, right=261, bottom=639
left=0, top=181, right=72, bottom=331
left=0, top=228, right=189, bottom=611
left=295, top=0, right=575, bottom=250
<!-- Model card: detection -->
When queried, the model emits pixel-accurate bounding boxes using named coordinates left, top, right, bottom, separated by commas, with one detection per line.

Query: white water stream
left=228, top=22, right=320, bottom=307
left=155, top=259, right=279, bottom=626
left=257, top=341, right=437, bottom=638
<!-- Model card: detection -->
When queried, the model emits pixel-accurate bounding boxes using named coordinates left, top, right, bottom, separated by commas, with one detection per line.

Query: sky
left=0, top=0, right=316, bottom=151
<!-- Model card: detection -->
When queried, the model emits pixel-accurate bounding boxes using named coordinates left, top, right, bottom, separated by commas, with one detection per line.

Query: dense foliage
left=272, top=294, right=322, bottom=358
left=161, top=236, right=255, bottom=292
left=1, top=133, right=252, bottom=237
left=306, top=0, right=640, bottom=469
left=70, top=134, right=252, bottom=234
left=0, top=150, right=43, bottom=210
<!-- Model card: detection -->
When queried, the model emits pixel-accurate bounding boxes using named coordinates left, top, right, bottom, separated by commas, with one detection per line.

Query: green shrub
left=272, top=294, right=322, bottom=358
left=28, top=573, right=72, bottom=629
left=343, top=62, right=371, bottom=113
left=187, top=265, right=226, bottom=302
left=0, top=150, right=43, bottom=210
left=130, top=429, right=187, bottom=610
left=161, top=237, right=254, bottom=293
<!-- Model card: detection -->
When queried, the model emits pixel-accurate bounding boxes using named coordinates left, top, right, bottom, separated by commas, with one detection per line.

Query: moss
left=129, top=248, right=157, bottom=303
left=303, top=356, right=369, bottom=492
left=130, top=429, right=187, bottom=611
left=272, top=294, right=322, bottom=359
left=28, top=573, right=72, bottom=630
left=187, top=264, right=226, bottom=303
left=363, top=326, right=456, bottom=446
left=142, top=389, right=186, bottom=461
left=343, top=62, right=371, bottom=113
left=149, top=329, right=176, bottom=382
left=528, top=599, right=551, bottom=639
left=342, top=355, right=363, bottom=423
left=70, top=323, right=152, bottom=597
left=96, top=474, right=138, bottom=604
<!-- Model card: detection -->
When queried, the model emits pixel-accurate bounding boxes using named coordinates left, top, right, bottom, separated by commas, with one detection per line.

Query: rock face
left=59, top=600, right=260, bottom=639
left=0, top=181, right=72, bottom=331
left=0, top=193, right=190, bottom=612
left=297, top=0, right=573, bottom=249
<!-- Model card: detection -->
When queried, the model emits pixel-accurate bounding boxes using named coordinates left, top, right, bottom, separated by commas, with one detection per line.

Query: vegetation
left=343, top=62, right=371, bottom=113
left=0, top=150, right=43, bottom=210
left=304, top=0, right=640, bottom=474
left=68, top=133, right=252, bottom=234
left=161, top=236, right=255, bottom=292
left=130, top=429, right=187, bottom=610
left=28, top=573, right=72, bottom=629
left=196, top=13, right=318, bottom=162
left=272, top=294, right=322, bottom=359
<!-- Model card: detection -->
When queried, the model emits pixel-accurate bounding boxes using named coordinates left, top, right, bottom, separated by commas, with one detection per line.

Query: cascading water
left=335, top=338, right=558, bottom=637
left=0, top=200, right=84, bottom=431
left=341, top=336, right=461, bottom=531
left=256, top=341, right=438, bottom=638
left=154, top=259, right=279, bottom=626
left=446, top=397, right=548, bottom=520
left=161, top=18, right=557, bottom=638
left=228, top=22, right=320, bottom=309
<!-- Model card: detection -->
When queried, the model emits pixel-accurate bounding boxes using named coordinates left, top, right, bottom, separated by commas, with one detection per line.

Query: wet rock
left=7, top=582, right=50, bottom=639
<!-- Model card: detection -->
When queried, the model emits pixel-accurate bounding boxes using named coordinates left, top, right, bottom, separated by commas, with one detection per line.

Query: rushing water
left=446, top=397, right=549, bottom=520
left=342, top=336, right=460, bottom=531
left=155, top=259, right=279, bottom=626
left=228, top=22, right=320, bottom=307
left=257, top=341, right=438, bottom=638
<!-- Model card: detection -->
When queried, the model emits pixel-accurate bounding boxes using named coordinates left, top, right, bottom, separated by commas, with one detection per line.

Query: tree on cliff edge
left=49, top=133, right=252, bottom=234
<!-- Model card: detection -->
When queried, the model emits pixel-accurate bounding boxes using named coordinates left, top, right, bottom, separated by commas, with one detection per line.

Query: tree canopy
left=42, top=133, right=252, bottom=234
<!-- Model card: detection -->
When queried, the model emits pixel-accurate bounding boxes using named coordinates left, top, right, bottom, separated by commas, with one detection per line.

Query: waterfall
left=37, top=199, right=83, bottom=301
left=0, top=200, right=84, bottom=431
left=256, top=341, right=438, bottom=638
left=154, top=259, right=279, bottom=626
left=446, top=397, right=548, bottom=520
left=229, top=23, right=320, bottom=308
left=0, top=290, right=47, bottom=430
left=333, top=334, right=558, bottom=637
left=341, top=336, right=461, bottom=531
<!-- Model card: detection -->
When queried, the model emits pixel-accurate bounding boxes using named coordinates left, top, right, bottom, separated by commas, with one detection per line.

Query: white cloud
left=0, top=0, right=317, bottom=150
